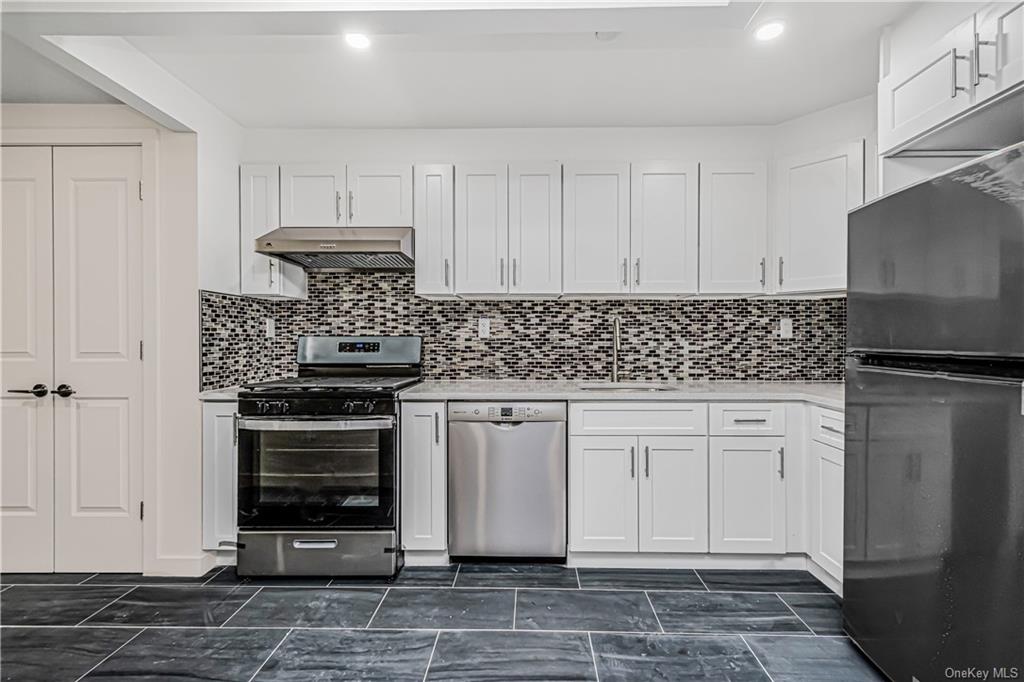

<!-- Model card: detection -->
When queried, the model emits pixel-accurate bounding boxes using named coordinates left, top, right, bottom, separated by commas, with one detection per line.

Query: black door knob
left=7, top=384, right=48, bottom=398
left=54, top=384, right=77, bottom=398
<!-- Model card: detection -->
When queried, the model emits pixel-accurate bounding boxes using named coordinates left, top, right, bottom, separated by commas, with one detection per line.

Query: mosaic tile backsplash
left=200, top=272, right=846, bottom=391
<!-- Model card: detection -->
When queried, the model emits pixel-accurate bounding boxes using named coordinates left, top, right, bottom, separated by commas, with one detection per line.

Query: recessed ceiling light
left=345, top=33, right=371, bottom=49
left=754, top=21, right=785, bottom=42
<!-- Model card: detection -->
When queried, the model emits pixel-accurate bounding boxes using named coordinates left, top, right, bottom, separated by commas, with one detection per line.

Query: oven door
left=237, top=416, right=396, bottom=529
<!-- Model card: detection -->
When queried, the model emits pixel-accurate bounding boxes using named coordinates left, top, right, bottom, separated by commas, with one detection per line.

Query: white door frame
left=4, top=128, right=159, bottom=573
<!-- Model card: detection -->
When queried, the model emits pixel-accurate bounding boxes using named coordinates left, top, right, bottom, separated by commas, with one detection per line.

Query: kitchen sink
left=577, top=382, right=676, bottom=392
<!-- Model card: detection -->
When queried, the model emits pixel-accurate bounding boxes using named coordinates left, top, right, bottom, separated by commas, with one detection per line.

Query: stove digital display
left=339, top=342, right=380, bottom=353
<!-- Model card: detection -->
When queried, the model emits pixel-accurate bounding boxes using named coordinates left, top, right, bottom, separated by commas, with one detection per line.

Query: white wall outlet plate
left=779, top=318, right=793, bottom=339
left=478, top=317, right=491, bottom=339
left=265, top=318, right=276, bottom=338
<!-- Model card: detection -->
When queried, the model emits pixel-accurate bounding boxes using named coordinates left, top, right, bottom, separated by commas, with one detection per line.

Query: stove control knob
left=343, top=401, right=355, bottom=413
left=279, top=402, right=290, bottom=414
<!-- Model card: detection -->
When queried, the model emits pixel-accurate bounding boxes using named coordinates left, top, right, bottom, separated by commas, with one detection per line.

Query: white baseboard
left=805, top=558, right=843, bottom=596
left=566, top=552, right=809, bottom=571
left=404, top=550, right=450, bottom=566
left=143, top=553, right=217, bottom=577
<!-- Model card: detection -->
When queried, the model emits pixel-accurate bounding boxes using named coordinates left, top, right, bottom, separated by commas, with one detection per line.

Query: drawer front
left=570, top=402, right=708, bottom=436
left=810, top=406, right=845, bottom=448
left=709, top=403, right=785, bottom=436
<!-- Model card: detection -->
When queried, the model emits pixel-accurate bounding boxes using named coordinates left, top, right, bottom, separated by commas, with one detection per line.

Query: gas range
left=235, top=336, right=421, bottom=578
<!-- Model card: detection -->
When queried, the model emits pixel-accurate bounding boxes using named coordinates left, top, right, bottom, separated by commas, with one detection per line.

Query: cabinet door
left=347, top=163, right=413, bottom=227
left=400, top=402, right=446, bottom=551
left=455, top=163, right=508, bottom=294
left=775, top=140, right=864, bottom=293
left=562, top=162, right=630, bottom=294
left=240, top=164, right=306, bottom=298
left=414, top=164, right=455, bottom=296
left=569, top=436, right=638, bottom=552
left=202, top=402, right=238, bottom=551
left=698, top=163, right=768, bottom=294
left=0, top=146, right=55, bottom=572
left=280, top=163, right=346, bottom=227
left=709, top=436, right=786, bottom=554
left=975, top=2, right=1024, bottom=103
left=509, top=162, right=562, bottom=295
left=638, top=436, right=708, bottom=553
left=877, top=16, right=975, bottom=154
left=809, top=440, right=844, bottom=580
left=629, top=161, right=698, bottom=295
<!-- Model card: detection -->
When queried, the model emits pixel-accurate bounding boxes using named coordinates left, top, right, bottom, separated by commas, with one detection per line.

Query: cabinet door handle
left=951, top=48, right=970, bottom=97
left=444, top=258, right=450, bottom=287
left=8, top=384, right=48, bottom=398
left=974, top=32, right=996, bottom=85
left=778, top=257, right=784, bottom=286
left=348, top=190, right=354, bottom=221
left=512, top=258, right=518, bottom=286
left=268, top=259, right=275, bottom=287
left=499, top=258, right=505, bottom=286
left=629, top=446, right=636, bottom=479
left=635, top=258, right=640, bottom=286
left=644, top=445, right=650, bottom=478
left=821, top=424, right=844, bottom=435
left=233, top=413, right=239, bottom=445
left=778, top=446, right=786, bottom=480
left=434, top=412, right=440, bottom=444
left=335, top=191, right=342, bottom=223
left=760, top=257, right=766, bottom=288
left=734, top=418, right=768, bottom=424
left=622, top=258, right=628, bottom=287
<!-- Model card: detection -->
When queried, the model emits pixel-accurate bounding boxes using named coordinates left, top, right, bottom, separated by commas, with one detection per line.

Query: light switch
left=478, top=318, right=491, bottom=339
left=265, top=318, right=276, bottom=338
left=779, top=318, right=793, bottom=339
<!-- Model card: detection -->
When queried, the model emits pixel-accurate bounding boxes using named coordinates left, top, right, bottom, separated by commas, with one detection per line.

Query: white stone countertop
left=400, top=380, right=844, bottom=410
left=198, top=387, right=240, bottom=402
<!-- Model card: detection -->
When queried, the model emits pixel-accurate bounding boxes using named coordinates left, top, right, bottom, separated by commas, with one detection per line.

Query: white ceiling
left=2, top=1, right=913, bottom=127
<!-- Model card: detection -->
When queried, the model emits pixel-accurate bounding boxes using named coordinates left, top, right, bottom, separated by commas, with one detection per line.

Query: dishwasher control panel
left=447, top=402, right=567, bottom=423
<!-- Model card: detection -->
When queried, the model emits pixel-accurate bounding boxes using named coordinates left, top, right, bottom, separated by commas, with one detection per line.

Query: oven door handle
left=237, top=417, right=395, bottom=432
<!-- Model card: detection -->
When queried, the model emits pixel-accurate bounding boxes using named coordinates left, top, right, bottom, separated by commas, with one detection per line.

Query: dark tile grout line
left=776, top=592, right=817, bottom=635
left=364, top=587, right=390, bottom=628
left=450, top=564, right=461, bottom=587
left=421, top=631, right=441, bottom=682
left=221, top=586, right=264, bottom=627
left=75, top=586, right=138, bottom=626
left=644, top=591, right=665, bottom=633
left=202, top=565, right=229, bottom=586
left=740, top=634, right=776, bottom=682
left=512, top=588, right=518, bottom=630
left=247, top=627, right=292, bottom=682
left=77, top=574, right=99, bottom=585
left=73, top=626, right=145, bottom=682
left=588, top=631, right=601, bottom=682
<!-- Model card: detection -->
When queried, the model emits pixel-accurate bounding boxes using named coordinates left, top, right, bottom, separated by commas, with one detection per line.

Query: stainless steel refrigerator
left=845, top=142, right=1024, bottom=682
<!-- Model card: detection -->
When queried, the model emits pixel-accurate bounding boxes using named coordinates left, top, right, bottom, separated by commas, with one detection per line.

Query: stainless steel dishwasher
left=447, top=402, right=567, bottom=558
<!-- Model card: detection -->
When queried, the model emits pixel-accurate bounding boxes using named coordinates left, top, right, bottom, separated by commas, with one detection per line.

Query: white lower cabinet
left=400, top=402, right=447, bottom=551
left=202, top=401, right=238, bottom=551
left=569, top=434, right=708, bottom=553
left=809, top=439, right=844, bottom=580
left=709, top=436, right=787, bottom=554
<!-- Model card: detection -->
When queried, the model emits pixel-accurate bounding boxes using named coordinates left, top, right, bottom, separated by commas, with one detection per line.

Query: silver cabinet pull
left=348, top=190, right=354, bottom=221
left=512, top=258, right=518, bottom=286
left=635, top=258, right=640, bottom=286
left=630, top=446, right=636, bottom=479
left=268, top=259, right=275, bottom=287
left=444, top=259, right=450, bottom=287
left=293, top=539, right=338, bottom=550
left=778, top=446, right=786, bottom=480
left=622, top=258, right=628, bottom=287
left=644, top=445, right=650, bottom=478
left=974, top=32, right=996, bottom=85
left=778, top=256, right=784, bottom=286
left=233, top=413, right=239, bottom=445
left=951, top=48, right=970, bottom=97
left=434, top=412, right=440, bottom=444
left=734, top=418, right=768, bottom=424
left=499, top=258, right=505, bottom=286
left=759, top=257, right=766, bottom=287
left=335, top=190, right=342, bottom=223
left=821, top=424, right=844, bottom=435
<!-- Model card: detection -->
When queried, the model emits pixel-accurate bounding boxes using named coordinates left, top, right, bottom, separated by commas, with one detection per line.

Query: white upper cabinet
left=563, top=162, right=630, bottom=294
left=698, top=163, right=768, bottom=295
left=455, top=163, right=509, bottom=295
left=629, top=162, right=699, bottom=295
left=414, top=164, right=455, bottom=297
left=775, top=140, right=864, bottom=293
left=878, top=16, right=976, bottom=154
left=239, top=164, right=306, bottom=299
left=280, top=163, right=347, bottom=227
left=347, top=163, right=413, bottom=227
left=975, top=2, right=1024, bottom=103
left=509, top=162, right=562, bottom=295
left=709, top=435, right=787, bottom=554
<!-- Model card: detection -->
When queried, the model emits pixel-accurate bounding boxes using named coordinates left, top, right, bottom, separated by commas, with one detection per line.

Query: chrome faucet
left=612, top=317, right=621, bottom=382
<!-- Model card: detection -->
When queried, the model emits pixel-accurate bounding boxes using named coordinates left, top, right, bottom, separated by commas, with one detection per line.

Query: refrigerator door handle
left=854, top=364, right=1024, bottom=388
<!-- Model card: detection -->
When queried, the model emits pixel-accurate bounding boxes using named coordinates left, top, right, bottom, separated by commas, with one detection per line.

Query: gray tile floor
left=0, top=564, right=885, bottom=681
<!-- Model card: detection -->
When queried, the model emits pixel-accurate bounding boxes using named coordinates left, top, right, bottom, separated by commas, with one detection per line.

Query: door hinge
left=139, top=340, right=144, bottom=360
left=138, top=180, right=143, bottom=201
left=140, top=501, right=144, bottom=520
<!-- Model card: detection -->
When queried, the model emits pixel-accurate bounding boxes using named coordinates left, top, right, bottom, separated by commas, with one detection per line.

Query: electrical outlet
left=265, top=318, right=275, bottom=339
left=779, top=318, right=794, bottom=339
left=478, top=317, right=491, bottom=339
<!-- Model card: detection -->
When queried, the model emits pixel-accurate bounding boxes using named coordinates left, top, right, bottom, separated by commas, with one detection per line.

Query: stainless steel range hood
left=254, top=227, right=414, bottom=271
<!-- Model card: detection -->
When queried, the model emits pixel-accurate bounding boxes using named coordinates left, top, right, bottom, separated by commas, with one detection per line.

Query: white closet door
left=52, top=146, right=144, bottom=572
left=509, top=162, right=562, bottom=295
left=454, top=163, right=508, bottom=295
left=1, top=147, right=55, bottom=572
left=413, top=164, right=455, bottom=296
left=280, top=163, right=346, bottom=227
left=629, top=161, right=699, bottom=295
left=347, top=163, right=413, bottom=227
left=563, top=162, right=630, bottom=294
left=698, top=163, right=768, bottom=294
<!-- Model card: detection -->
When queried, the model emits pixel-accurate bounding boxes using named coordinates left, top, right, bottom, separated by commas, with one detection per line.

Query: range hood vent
left=255, top=227, right=414, bottom=271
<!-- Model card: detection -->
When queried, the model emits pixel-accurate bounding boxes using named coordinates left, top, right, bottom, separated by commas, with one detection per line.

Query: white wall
left=1, top=103, right=208, bottom=576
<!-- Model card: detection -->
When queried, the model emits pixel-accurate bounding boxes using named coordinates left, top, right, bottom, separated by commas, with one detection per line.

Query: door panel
left=509, top=162, right=561, bottom=295
left=569, top=436, right=638, bottom=552
left=455, top=163, right=508, bottom=294
left=280, top=163, right=346, bottom=227
left=52, top=146, right=143, bottom=572
left=240, top=164, right=305, bottom=298
left=810, top=440, right=844, bottom=579
left=1, top=146, right=55, bottom=572
left=709, top=436, right=786, bottom=553
left=347, top=163, right=413, bottom=227
left=698, top=163, right=768, bottom=294
left=639, top=436, right=708, bottom=553
left=401, top=403, right=446, bottom=551
left=630, top=161, right=698, bottom=294
left=562, top=163, right=630, bottom=294
left=413, top=164, right=455, bottom=296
